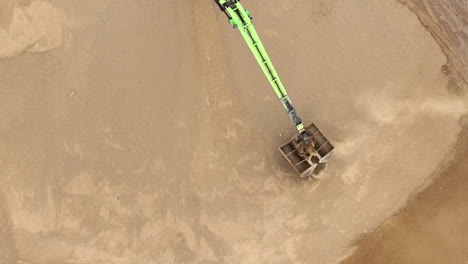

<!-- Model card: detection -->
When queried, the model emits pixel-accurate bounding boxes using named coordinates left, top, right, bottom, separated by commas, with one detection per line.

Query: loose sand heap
left=0, top=0, right=466, bottom=264
left=0, top=1, right=64, bottom=59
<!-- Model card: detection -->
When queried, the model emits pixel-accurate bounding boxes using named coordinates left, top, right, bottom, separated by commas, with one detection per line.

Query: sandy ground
left=0, top=0, right=466, bottom=264
left=341, top=0, right=468, bottom=263
left=398, top=0, right=468, bottom=87
left=342, top=126, right=468, bottom=264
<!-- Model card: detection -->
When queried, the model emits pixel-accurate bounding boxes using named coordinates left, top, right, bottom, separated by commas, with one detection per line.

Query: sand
left=342, top=126, right=468, bottom=264
left=342, top=0, right=468, bottom=263
left=0, top=0, right=466, bottom=263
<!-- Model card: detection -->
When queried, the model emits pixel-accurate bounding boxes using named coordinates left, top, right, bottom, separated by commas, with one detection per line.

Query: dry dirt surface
left=0, top=0, right=466, bottom=264
left=398, top=0, right=468, bottom=88
left=341, top=0, right=468, bottom=263
left=342, top=126, right=468, bottom=264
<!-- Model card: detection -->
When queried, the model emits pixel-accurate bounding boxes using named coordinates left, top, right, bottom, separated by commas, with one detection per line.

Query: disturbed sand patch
left=0, top=1, right=65, bottom=59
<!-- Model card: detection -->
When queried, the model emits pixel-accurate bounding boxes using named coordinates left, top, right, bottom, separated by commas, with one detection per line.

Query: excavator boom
left=215, top=0, right=304, bottom=131
left=213, top=0, right=335, bottom=177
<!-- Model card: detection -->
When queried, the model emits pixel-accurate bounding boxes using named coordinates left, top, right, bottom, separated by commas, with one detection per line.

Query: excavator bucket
left=279, top=123, right=335, bottom=177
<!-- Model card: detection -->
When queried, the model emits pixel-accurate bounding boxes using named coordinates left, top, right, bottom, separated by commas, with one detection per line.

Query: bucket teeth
left=279, top=123, right=335, bottom=177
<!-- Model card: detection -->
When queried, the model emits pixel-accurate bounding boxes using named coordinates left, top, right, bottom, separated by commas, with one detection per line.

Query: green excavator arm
left=213, top=0, right=335, bottom=177
left=214, top=0, right=304, bottom=131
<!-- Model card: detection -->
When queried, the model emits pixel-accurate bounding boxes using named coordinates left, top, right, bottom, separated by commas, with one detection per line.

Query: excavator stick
left=213, top=0, right=335, bottom=177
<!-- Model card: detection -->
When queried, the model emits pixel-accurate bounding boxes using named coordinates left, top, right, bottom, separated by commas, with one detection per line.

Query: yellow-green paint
left=214, top=0, right=304, bottom=131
